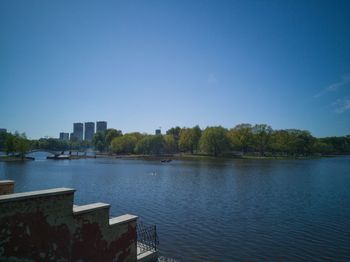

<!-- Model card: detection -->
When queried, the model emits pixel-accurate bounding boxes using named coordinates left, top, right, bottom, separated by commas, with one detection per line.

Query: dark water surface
left=1, top=154, right=350, bottom=261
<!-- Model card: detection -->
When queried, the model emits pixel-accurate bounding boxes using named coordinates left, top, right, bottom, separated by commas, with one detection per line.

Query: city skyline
left=1, top=1, right=350, bottom=139
left=57, top=121, right=108, bottom=141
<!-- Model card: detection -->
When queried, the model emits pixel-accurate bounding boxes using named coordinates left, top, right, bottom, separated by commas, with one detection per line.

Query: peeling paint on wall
left=0, top=187, right=137, bottom=262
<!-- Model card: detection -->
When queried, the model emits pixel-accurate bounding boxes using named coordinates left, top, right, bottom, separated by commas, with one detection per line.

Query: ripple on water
left=1, top=157, right=350, bottom=261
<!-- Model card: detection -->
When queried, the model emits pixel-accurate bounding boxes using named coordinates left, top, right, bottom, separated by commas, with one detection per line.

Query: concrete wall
left=0, top=180, right=14, bottom=195
left=0, top=183, right=137, bottom=261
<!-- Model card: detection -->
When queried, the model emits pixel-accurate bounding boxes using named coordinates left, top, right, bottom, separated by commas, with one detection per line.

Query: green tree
left=286, top=130, right=314, bottom=156
left=166, top=127, right=181, bottom=140
left=199, top=126, right=229, bottom=156
left=5, top=135, right=15, bottom=155
left=30, top=139, right=40, bottom=150
left=127, top=132, right=144, bottom=142
left=227, top=124, right=253, bottom=154
left=312, top=140, right=334, bottom=155
left=166, top=126, right=181, bottom=152
left=0, top=131, right=7, bottom=150
left=179, top=128, right=193, bottom=153
left=105, top=129, right=122, bottom=149
left=269, top=129, right=315, bottom=156
left=192, top=125, right=202, bottom=152
left=35, top=138, right=70, bottom=151
left=269, top=130, right=285, bottom=155
left=93, top=132, right=106, bottom=152
left=135, top=135, right=164, bottom=155
left=135, top=137, right=149, bottom=154
left=14, top=135, right=30, bottom=159
left=163, top=135, right=176, bottom=153
left=178, top=126, right=202, bottom=153
left=252, top=124, right=273, bottom=156
left=68, top=136, right=81, bottom=150
left=110, top=134, right=138, bottom=154
left=319, top=136, right=350, bottom=154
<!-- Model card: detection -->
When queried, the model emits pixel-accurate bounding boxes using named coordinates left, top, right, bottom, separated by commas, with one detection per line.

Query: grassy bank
left=101, top=153, right=343, bottom=161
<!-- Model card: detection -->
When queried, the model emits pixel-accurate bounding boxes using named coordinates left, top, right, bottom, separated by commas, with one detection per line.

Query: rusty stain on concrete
left=0, top=185, right=138, bottom=262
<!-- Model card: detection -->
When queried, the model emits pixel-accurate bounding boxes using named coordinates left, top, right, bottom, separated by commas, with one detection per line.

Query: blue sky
left=1, top=0, right=349, bottom=139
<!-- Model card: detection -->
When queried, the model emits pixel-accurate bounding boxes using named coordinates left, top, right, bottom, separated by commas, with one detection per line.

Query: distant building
left=96, top=121, right=107, bottom=133
left=59, top=132, right=69, bottom=141
left=0, top=128, right=6, bottom=133
left=70, top=133, right=74, bottom=140
left=155, top=129, right=161, bottom=135
left=84, top=122, right=95, bottom=141
left=73, top=123, right=84, bottom=141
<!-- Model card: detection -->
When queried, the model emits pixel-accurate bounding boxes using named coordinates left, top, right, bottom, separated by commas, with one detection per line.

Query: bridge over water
left=26, top=149, right=91, bottom=156
left=27, top=149, right=61, bottom=155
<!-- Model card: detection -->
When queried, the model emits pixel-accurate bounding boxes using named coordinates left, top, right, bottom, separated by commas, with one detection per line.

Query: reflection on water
left=1, top=155, right=350, bottom=261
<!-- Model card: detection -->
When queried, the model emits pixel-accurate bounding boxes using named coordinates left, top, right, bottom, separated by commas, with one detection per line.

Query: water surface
left=1, top=154, right=349, bottom=261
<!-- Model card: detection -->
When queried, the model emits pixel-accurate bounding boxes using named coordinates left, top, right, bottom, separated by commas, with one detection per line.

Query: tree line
left=0, top=132, right=31, bottom=159
left=1, top=124, right=349, bottom=158
left=93, top=124, right=350, bottom=157
left=0, top=131, right=89, bottom=157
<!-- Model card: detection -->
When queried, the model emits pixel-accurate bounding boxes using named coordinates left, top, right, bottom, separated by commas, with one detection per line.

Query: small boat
left=161, top=159, right=172, bottom=163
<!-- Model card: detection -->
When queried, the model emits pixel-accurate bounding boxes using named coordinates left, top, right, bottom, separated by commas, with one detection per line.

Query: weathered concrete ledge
left=0, top=181, right=139, bottom=261
left=0, top=187, right=75, bottom=202
left=73, top=202, right=110, bottom=215
left=110, top=214, right=138, bottom=226
left=0, top=180, right=14, bottom=195
left=0, top=180, right=15, bottom=185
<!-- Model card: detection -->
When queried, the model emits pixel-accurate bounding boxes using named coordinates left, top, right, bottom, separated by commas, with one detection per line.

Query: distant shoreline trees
left=1, top=124, right=349, bottom=157
left=0, top=132, right=30, bottom=159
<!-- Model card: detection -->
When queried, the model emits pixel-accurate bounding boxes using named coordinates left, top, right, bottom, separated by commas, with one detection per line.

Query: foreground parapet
left=0, top=180, right=14, bottom=195
left=0, top=181, right=158, bottom=261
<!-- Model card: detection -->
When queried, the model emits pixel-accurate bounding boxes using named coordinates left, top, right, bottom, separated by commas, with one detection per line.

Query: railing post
left=137, top=221, right=159, bottom=255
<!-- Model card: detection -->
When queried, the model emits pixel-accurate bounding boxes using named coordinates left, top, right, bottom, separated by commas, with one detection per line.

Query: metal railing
left=137, top=221, right=159, bottom=255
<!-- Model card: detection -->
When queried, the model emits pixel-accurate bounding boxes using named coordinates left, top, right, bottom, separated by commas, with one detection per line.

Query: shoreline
left=1, top=153, right=347, bottom=162
left=0, top=154, right=96, bottom=162
left=96, top=153, right=345, bottom=161
left=0, top=156, right=35, bottom=162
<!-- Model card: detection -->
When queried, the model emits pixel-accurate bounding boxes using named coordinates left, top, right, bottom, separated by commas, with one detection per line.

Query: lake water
left=1, top=153, right=350, bottom=261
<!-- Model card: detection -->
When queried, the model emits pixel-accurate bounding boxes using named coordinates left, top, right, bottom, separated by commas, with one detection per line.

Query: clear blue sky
left=1, top=0, right=349, bottom=139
